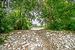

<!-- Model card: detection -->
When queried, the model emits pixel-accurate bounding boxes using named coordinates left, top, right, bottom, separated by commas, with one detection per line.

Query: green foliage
left=0, top=0, right=33, bottom=33
left=44, top=0, right=75, bottom=31
left=0, top=11, right=32, bottom=33
left=13, top=16, right=32, bottom=30
left=1, top=0, right=75, bottom=33
left=5, top=10, right=32, bottom=30
left=66, top=20, right=75, bottom=30
left=0, top=0, right=14, bottom=33
left=0, top=1, right=12, bottom=33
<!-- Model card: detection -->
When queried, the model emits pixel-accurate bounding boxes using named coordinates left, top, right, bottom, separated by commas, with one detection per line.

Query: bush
left=14, top=16, right=32, bottom=30
left=0, top=15, right=14, bottom=33
left=6, top=10, right=32, bottom=30
left=46, top=19, right=75, bottom=31
left=46, top=20, right=65, bottom=30
left=0, top=6, right=12, bottom=33
left=45, top=0, right=75, bottom=31
left=66, top=20, right=75, bottom=30
left=0, top=9, right=32, bottom=33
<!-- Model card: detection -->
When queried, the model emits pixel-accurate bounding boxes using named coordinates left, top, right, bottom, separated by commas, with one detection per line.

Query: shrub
left=6, top=10, right=32, bottom=30
left=0, top=9, right=32, bottom=33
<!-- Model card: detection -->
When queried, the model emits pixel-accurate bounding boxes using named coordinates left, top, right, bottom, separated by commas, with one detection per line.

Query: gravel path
left=31, top=27, right=44, bottom=30
left=0, top=30, right=75, bottom=50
